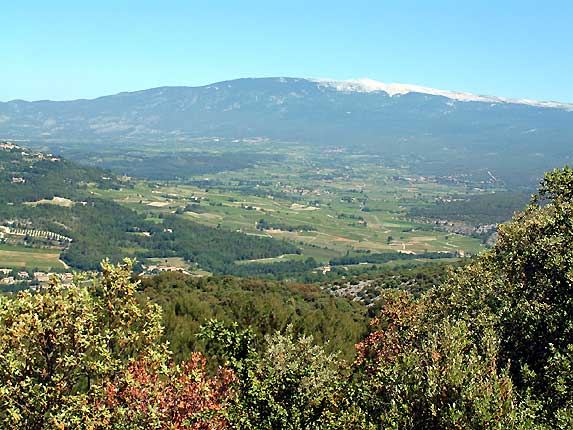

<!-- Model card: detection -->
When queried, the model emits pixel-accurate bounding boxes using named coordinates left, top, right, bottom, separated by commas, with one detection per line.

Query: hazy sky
left=2, top=0, right=572, bottom=102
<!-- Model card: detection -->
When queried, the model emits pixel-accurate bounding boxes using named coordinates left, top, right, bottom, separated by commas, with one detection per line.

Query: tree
left=353, top=167, right=573, bottom=428
left=199, top=321, right=367, bottom=430
left=423, top=166, right=573, bottom=427
left=354, top=291, right=527, bottom=429
left=97, top=353, right=235, bottom=430
left=0, top=260, right=234, bottom=430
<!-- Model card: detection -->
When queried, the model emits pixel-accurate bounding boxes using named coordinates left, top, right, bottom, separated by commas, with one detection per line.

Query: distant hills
left=1, top=77, right=572, bottom=186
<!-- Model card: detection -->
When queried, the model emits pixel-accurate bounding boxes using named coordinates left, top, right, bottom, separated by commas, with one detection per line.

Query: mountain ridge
left=1, top=77, right=571, bottom=187
left=2, top=77, right=572, bottom=109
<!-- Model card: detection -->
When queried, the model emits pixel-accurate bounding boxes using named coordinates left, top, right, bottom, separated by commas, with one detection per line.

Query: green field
left=0, top=244, right=66, bottom=271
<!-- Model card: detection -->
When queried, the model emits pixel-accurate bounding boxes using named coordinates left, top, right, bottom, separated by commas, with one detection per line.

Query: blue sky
left=1, top=0, right=572, bottom=102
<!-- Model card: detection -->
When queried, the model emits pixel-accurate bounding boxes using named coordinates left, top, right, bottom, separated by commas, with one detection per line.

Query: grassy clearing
left=146, top=257, right=190, bottom=268
left=24, top=196, right=74, bottom=207
left=234, top=253, right=307, bottom=265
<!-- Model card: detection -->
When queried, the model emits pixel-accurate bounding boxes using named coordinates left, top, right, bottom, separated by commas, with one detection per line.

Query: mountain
left=1, top=77, right=572, bottom=186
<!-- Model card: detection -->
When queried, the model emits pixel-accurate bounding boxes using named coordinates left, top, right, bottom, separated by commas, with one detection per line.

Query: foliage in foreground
left=0, top=260, right=234, bottom=430
left=352, top=166, right=573, bottom=429
left=198, top=321, right=368, bottom=429
left=0, top=166, right=572, bottom=429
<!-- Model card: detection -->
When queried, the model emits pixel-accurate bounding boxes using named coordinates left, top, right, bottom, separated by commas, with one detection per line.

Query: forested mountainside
left=1, top=166, right=572, bottom=429
left=2, top=78, right=572, bottom=185
left=140, top=273, right=368, bottom=361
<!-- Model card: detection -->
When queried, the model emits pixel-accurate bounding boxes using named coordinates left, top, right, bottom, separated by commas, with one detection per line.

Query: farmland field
left=0, top=244, right=66, bottom=271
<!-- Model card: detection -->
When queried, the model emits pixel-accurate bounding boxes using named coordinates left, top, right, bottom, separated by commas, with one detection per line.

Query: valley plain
left=0, top=138, right=513, bottom=281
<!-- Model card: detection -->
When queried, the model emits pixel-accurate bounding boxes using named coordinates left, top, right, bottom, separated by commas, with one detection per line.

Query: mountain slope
left=1, top=77, right=572, bottom=185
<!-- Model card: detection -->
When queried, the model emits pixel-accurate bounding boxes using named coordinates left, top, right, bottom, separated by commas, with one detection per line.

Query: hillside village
left=0, top=268, right=75, bottom=287
left=0, top=141, right=60, bottom=162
